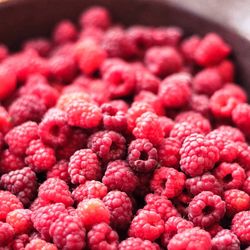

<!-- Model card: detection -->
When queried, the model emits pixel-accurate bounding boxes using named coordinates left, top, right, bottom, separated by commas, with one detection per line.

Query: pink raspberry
left=206, top=223, right=224, bottom=237
left=189, top=94, right=210, bottom=116
left=235, top=142, right=250, bottom=170
left=215, top=59, right=235, bottom=82
left=12, top=234, right=29, bottom=250
left=25, top=239, right=57, bottom=250
left=158, top=116, right=175, bottom=137
left=181, top=35, right=201, bottom=61
left=47, top=160, right=70, bottom=184
left=0, top=106, right=12, bottom=134
left=0, top=222, right=15, bottom=247
left=243, top=176, right=250, bottom=195
left=119, top=237, right=160, bottom=250
left=222, top=83, right=247, bottom=102
left=23, top=38, right=51, bottom=57
left=135, top=71, right=160, bottom=93
left=216, top=125, right=245, bottom=142
left=30, top=197, right=50, bottom=212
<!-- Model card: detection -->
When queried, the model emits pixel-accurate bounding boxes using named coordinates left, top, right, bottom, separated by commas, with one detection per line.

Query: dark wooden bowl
left=0, top=0, right=249, bottom=91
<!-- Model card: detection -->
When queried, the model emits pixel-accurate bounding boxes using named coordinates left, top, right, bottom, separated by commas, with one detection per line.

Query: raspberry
left=158, top=116, right=174, bottom=137
left=150, top=167, right=185, bottom=198
left=0, top=150, right=25, bottom=173
left=158, top=73, right=191, bottom=108
left=127, top=139, right=158, bottom=173
left=25, top=239, right=57, bottom=250
left=0, top=65, right=16, bottom=100
left=145, top=46, right=183, bottom=77
left=168, top=227, right=212, bottom=250
left=30, top=197, right=50, bottom=212
left=68, top=149, right=101, bottom=185
left=105, top=99, right=129, bottom=113
left=25, top=139, right=56, bottom=172
left=144, top=194, right=179, bottom=221
left=180, top=133, right=220, bottom=177
left=88, top=131, right=126, bottom=162
left=214, top=162, right=246, bottom=190
left=0, top=44, right=8, bottom=62
left=243, top=175, right=250, bottom=195
left=206, top=223, right=223, bottom=237
left=216, top=125, right=245, bottom=142
left=135, top=71, right=160, bottom=93
left=133, top=173, right=152, bottom=197
left=222, top=83, right=247, bottom=102
left=188, top=191, right=225, bottom=227
left=38, top=178, right=73, bottom=207
left=49, top=214, right=86, bottom=250
left=47, top=160, right=70, bottom=183
left=133, top=112, right=164, bottom=145
left=189, top=94, right=210, bottom=116
left=215, top=60, right=235, bottom=83
left=6, top=209, right=32, bottom=234
left=31, top=203, right=68, bottom=240
left=0, top=167, right=37, bottom=206
left=12, top=234, right=29, bottom=250
left=181, top=35, right=201, bottom=61
left=77, top=198, right=110, bottom=229
left=66, top=100, right=102, bottom=129
left=23, top=38, right=51, bottom=57
left=103, top=190, right=132, bottom=231
left=72, top=181, right=107, bottom=204
left=0, top=106, right=12, bottom=134
left=0, top=191, right=23, bottom=221
left=87, top=223, right=118, bottom=250
left=231, top=211, right=250, bottom=245
left=194, top=33, right=231, bottom=66
left=0, top=222, right=15, bottom=247
left=212, top=229, right=240, bottom=250
left=129, top=210, right=164, bottom=241
left=161, top=216, right=193, bottom=248
left=79, top=26, right=104, bottom=42
left=119, top=237, right=160, bottom=250
left=38, top=108, right=71, bottom=148
left=102, top=160, right=138, bottom=193
left=224, top=189, right=250, bottom=216
left=185, top=173, right=223, bottom=196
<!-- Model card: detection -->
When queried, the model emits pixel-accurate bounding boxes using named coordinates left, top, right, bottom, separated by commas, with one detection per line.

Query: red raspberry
left=0, top=150, right=25, bottom=173
left=38, top=178, right=73, bottom=207
left=12, top=234, right=29, bottom=250
left=206, top=223, right=223, bottom=237
left=129, top=210, right=164, bottom=241
left=181, top=35, right=201, bottom=61
left=145, top=46, right=183, bottom=77
left=79, top=26, right=104, bottom=42
left=180, top=133, right=219, bottom=177
left=6, top=209, right=32, bottom=234
left=159, top=73, right=191, bottom=108
left=235, top=142, right=250, bottom=170
left=103, top=99, right=129, bottom=112
left=119, top=237, right=160, bottom=250
left=212, top=229, right=240, bottom=250
left=135, top=71, right=160, bottom=93
left=25, top=239, right=57, bottom=250
left=47, top=160, right=70, bottom=183
left=66, top=100, right=102, bottom=129
left=0, top=44, right=8, bottom=62
left=158, top=116, right=175, bottom=137
left=103, top=190, right=132, bottom=231
left=31, top=203, right=68, bottom=240
left=173, top=192, right=193, bottom=217
left=38, top=108, right=71, bottom=148
left=0, top=222, right=15, bottom=247
left=214, top=162, right=246, bottom=190
left=77, top=198, right=110, bottom=229
left=0, top=167, right=37, bottom=206
left=215, top=60, right=235, bottom=82
left=72, top=180, right=107, bottom=204
left=87, top=223, right=118, bottom=250
left=69, top=149, right=101, bottom=185
left=216, top=125, right=245, bottom=142
left=189, top=94, right=210, bottom=116
left=243, top=176, right=250, bottom=195
left=0, top=106, right=12, bottom=134
left=0, top=191, right=23, bottom=221
left=188, top=191, right=225, bottom=227
left=222, top=83, right=247, bottom=102
left=144, top=194, right=179, bottom=221
left=161, top=216, right=194, bottom=248
left=127, top=139, right=158, bottom=173
left=8, top=94, right=47, bottom=126
left=150, top=167, right=185, bottom=198
left=133, top=112, right=164, bottom=145
left=5, top=121, right=38, bottom=156
left=168, top=227, right=212, bottom=250
left=49, top=214, right=86, bottom=250
left=102, top=160, right=138, bottom=193
left=25, top=139, right=56, bottom=172
left=194, top=33, right=231, bottom=66
left=30, top=197, right=50, bottom=212
left=185, top=173, right=223, bottom=196
left=23, top=38, right=51, bottom=57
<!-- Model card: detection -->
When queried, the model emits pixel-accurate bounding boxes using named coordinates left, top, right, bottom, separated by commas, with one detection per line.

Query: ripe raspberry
left=180, top=133, right=220, bottom=177
left=222, top=83, right=247, bottom=102
left=30, top=197, right=50, bottom=212
left=88, top=130, right=126, bottom=162
left=158, top=116, right=175, bottom=137
left=25, top=139, right=56, bottom=172
left=189, top=94, right=210, bottom=116
left=0, top=44, right=8, bottom=62
left=181, top=35, right=201, bottom=61
left=216, top=125, right=245, bottom=142
left=6, top=209, right=32, bottom=234
left=161, top=216, right=193, bottom=248
left=47, top=160, right=70, bottom=183
left=77, top=198, right=110, bottom=229
left=8, top=94, right=47, bottom=126
left=135, top=71, right=160, bottom=93
left=119, top=237, right=160, bottom=250
left=188, top=191, right=225, bottom=227
left=158, top=73, right=191, bottom=108
left=66, top=100, right=102, bottom=129
left=243, top=175, right=250, bottom=195
left=231, top=211, right=250, bottom=245
left=133, top=112, right=164, bottom=145
left=194, top=33, right=231, bottom=66
left=72, top=180, right=107, bottom=204
left=25, top=239, right=57, bottom=250
left=102, top=160, right=138, bottom=193
left=144, top=194, right=179, bottom=221
left=23, top=38, right=51, bottom=57
left=214, top=162, right=246, bottom=190
left=206, top=223, right=223, bottom=237
left=5, top=121, right=38, bottom=156
left=12, top=234, right=29, bottom=250
left=68, top=149, right=101, bottom=185
left=173, top=192, right=193, bottom=217
left=87, top=223, right=118, bottom=250
left=0, top=150, right=25, bottom=173
left=49, top=214, right=86, bottom=250
left=0, top=191, right=23, bottom=221
left=38, top=178, right=73, bottom=207
left=0, top=167, right=37, bottom=206
left=145, top=46, right=183, bottom=77
left=127, top=139, right=158, bottom=173
left=0, top=106, right=12, bottom=134
left=150, top=167, right=185, bottom=198
left=215, top=59, right=235, bottom=82
left=168, top=227, right=212, bottom=250
left=129, top=210, right=164, bottom=241
left=0, top=222, right=15, bottom=247
left=103, top=190, right=132, bottom=231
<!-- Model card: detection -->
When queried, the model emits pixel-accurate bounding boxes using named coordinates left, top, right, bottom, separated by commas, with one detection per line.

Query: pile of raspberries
left=0, top=5, right=250, bottom=250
